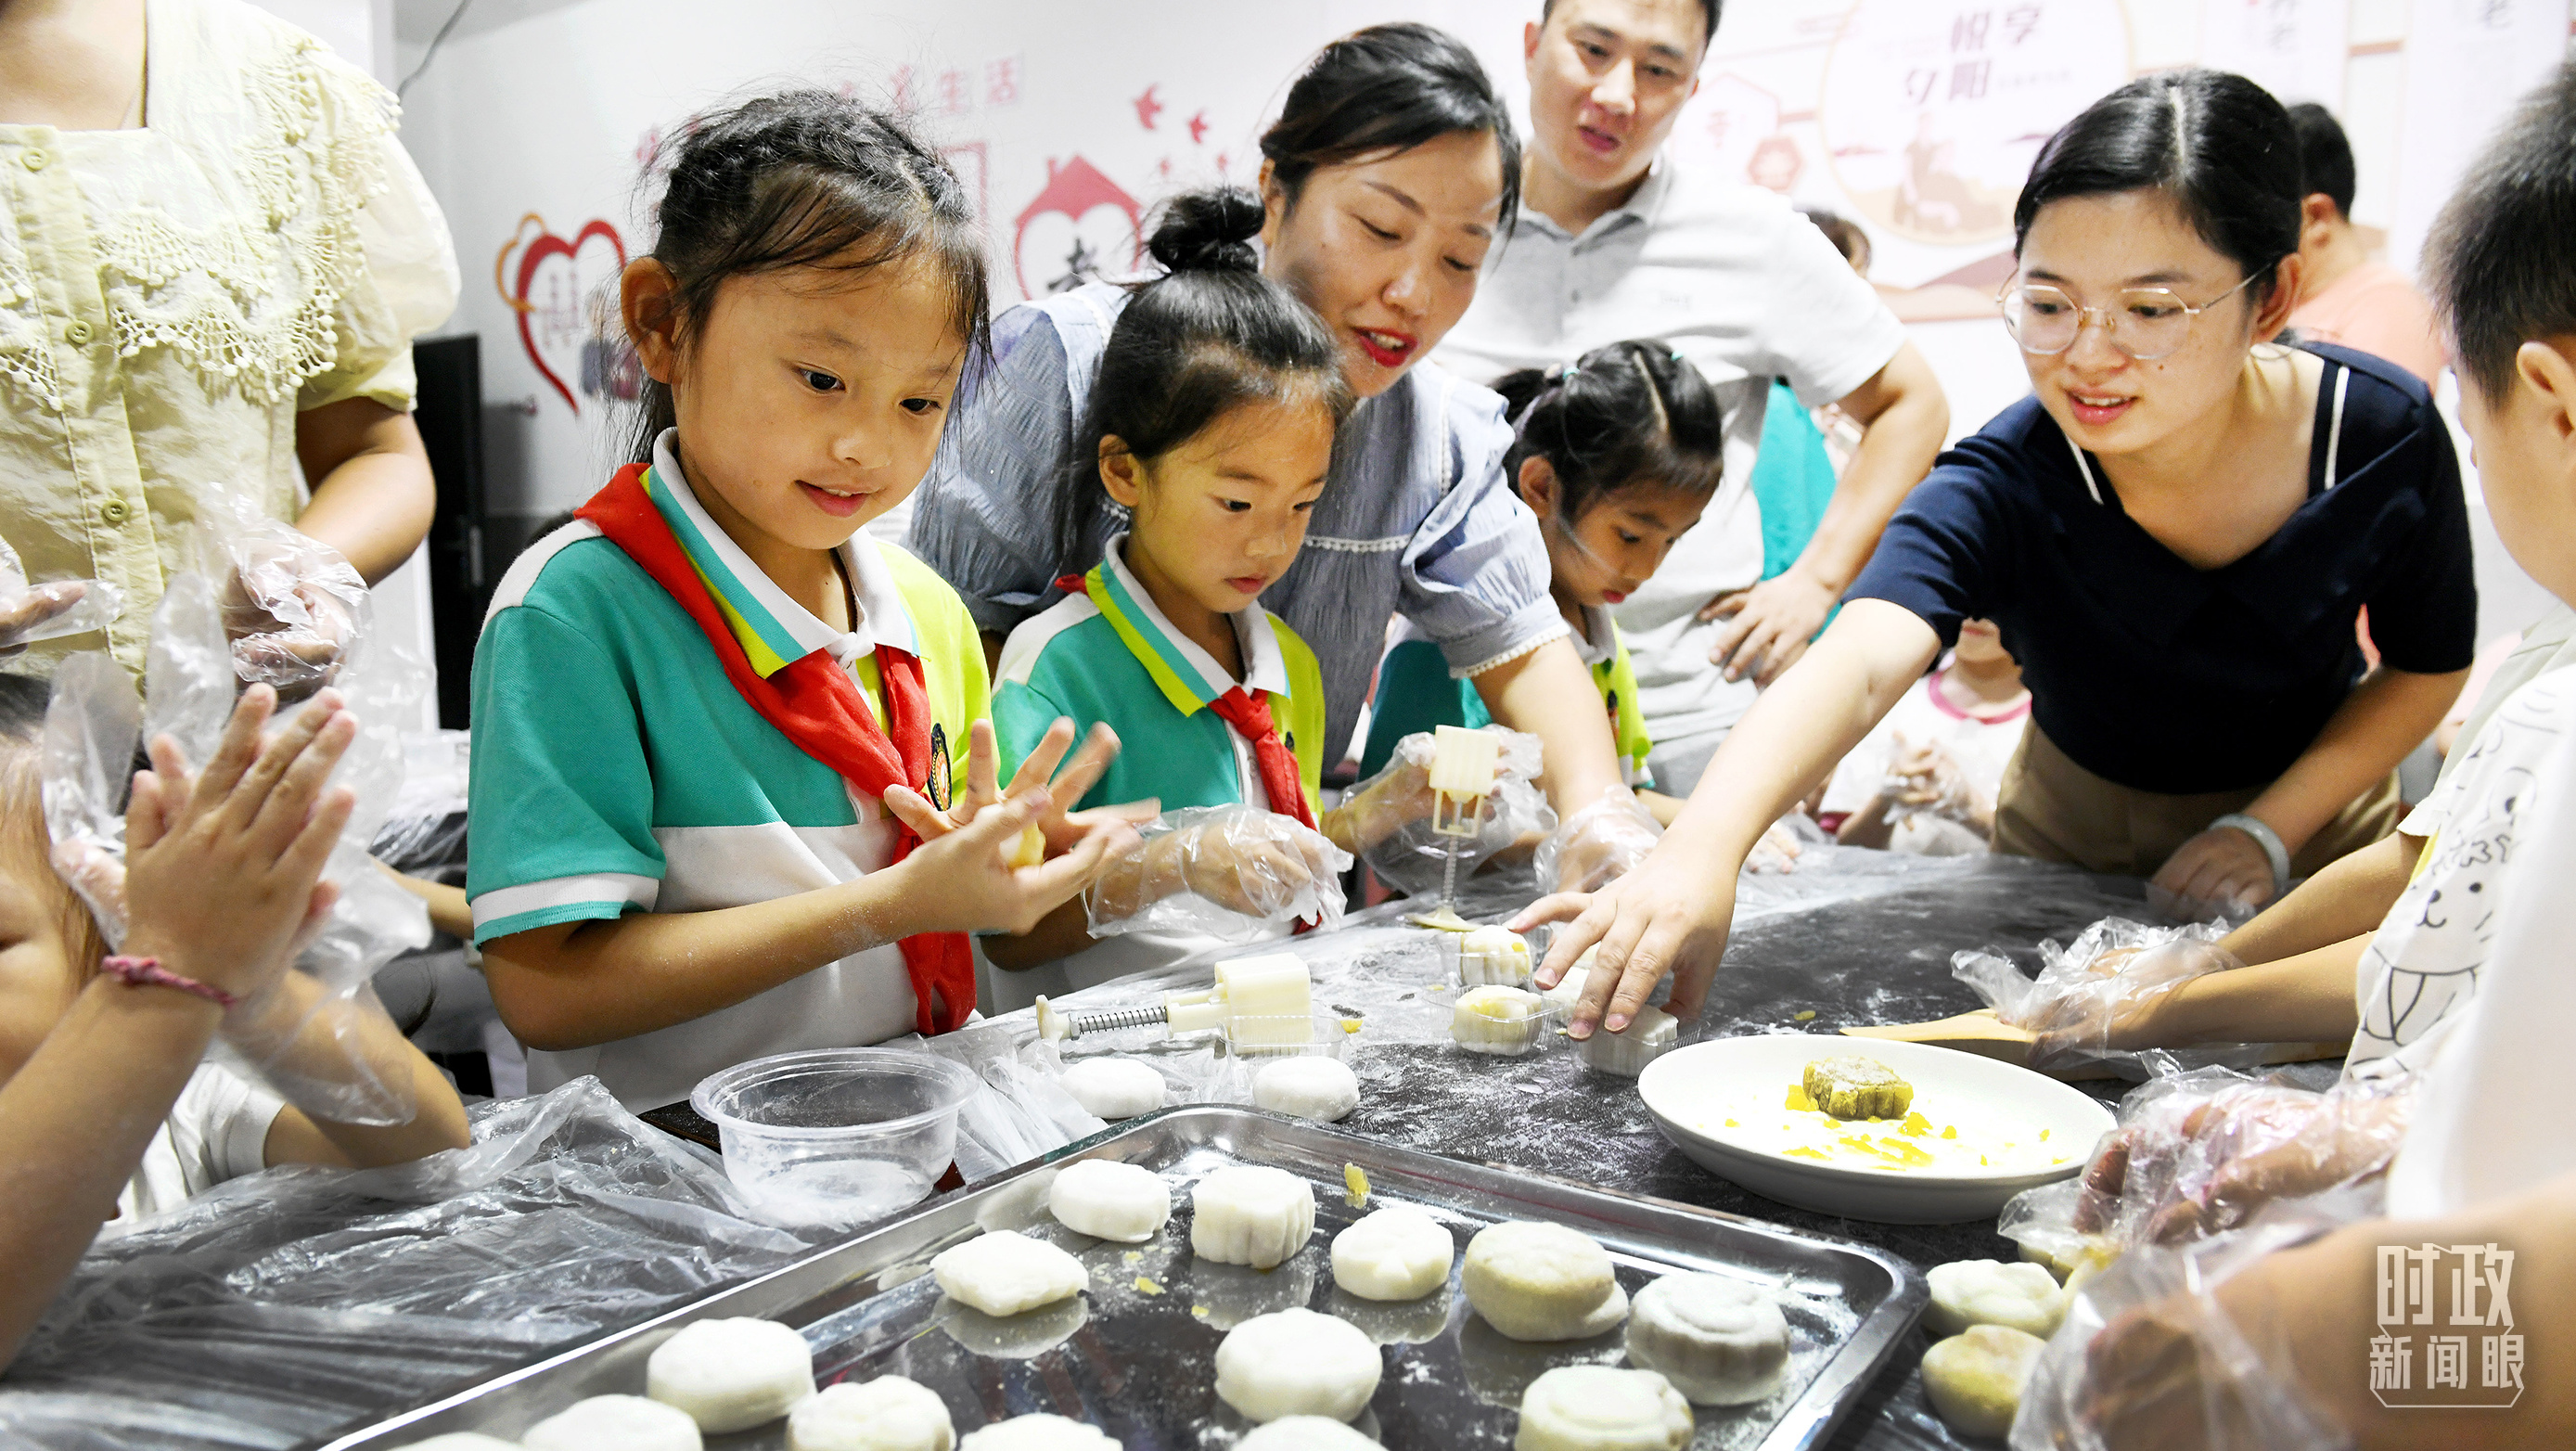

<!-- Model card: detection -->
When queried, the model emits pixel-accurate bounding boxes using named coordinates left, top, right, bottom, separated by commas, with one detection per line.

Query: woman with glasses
left=1519, top=69, right=2475, bottom=1041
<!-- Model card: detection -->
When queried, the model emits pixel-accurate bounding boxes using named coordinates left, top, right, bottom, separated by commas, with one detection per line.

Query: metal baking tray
left=315, top=1108, right=1927, bottom=1450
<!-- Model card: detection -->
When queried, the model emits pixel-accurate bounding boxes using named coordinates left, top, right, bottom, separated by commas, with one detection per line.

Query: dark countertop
left=1028, top=849, right=2159, bottom=1451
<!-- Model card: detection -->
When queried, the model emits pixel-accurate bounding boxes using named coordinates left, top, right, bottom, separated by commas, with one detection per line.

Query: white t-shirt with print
left=2345, top=666, right=2574, bottom=1081
left=110, top=1062, right=285, bottom=1227
left=1818, top=670, right=2031, bottom=855
left=2383, top=670, right=2576, bottom=1217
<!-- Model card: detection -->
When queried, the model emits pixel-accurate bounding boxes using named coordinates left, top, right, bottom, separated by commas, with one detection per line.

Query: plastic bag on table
left=0, top=1078, right=819, bottom=1451
left=1953, top=917, right=2262, bottom=1077
left=1084, top=804, right=1352, bottom=941
left=1348, top=726, right=1554, bottom=897
left=1532, top=785, right=1660, bottom=894
left=38, top=571, right=432, bottom=1126
left=904, top=1021, right=1108, bottom=1182
left=2010, top=1184, right=2376, bottom=1451
left=190, top=493, right=370, bottom=699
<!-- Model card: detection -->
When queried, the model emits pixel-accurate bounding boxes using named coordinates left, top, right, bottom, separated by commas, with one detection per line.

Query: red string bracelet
left=98, top=955, right=238, bottom=1009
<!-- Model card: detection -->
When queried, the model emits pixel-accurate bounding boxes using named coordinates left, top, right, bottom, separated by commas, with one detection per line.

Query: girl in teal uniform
left=1364, top=341, right=1727, bottom=825
left=990, top=189, right=1394, bottom=992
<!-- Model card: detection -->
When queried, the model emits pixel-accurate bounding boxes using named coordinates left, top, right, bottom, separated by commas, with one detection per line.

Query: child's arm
left=2117, top=934, right=2370, bottom=1048
left=2217, top=832, right=2417, bottom=967
left=487, top=789, right=1123, bottom=1050
left=1638, top=790, right=1685, bottom=828
left=2, top=687, right=354, bottom=1365
left=233, top=965, right=470, bottom=1167
left=2078, top=1168, right=2576, bottom=1449
left=381, top=861, right=473, bottom=941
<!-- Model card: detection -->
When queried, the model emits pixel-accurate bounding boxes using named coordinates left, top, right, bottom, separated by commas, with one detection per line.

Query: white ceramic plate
left=1638, top=1035, right=2117, bottom=1225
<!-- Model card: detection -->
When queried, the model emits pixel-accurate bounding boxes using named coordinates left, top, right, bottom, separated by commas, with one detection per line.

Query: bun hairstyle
left=627, top=90, right=991, bottom=464
left=1262, top=23, right=1521, bottom=232
left=2013, top=69, right=2302, bottom=305
left=1494, top=341, right=1725, bottom=525
left=1053, top=186, right=1356, bottom=571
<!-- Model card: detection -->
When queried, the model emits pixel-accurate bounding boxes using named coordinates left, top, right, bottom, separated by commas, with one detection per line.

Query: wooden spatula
left=1840, top=1010, right=2342, bottom=1082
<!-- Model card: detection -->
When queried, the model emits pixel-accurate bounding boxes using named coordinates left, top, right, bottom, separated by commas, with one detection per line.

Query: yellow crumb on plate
left=1343, top=1163, right=1371, bottom=1208
left=1793, top=1009, right=1817, bottom=1021
left=1121, top=1251, right=1142, bottom=1265
left=1134, top=1276, right=1162, bottom=1295
left=1341, top=1018, right=1365, bottom=1034
left=1785, top=1085, right=1816, bottom=1111
left=1190, top=1304, right=1211, bottom=1319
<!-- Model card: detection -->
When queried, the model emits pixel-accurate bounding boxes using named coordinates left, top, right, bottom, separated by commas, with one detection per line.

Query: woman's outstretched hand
left=1509, top=831, right=1739, bottom=1038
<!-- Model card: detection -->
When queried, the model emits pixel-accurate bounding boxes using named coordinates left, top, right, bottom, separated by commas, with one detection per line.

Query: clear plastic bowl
left=691, top=1048, right=980, bottom=1228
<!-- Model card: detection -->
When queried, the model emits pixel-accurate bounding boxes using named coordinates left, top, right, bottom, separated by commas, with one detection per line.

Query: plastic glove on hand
left=1532, top=786, right=1661, bottom=894
left=1085, top=805, right=1352, bottom=941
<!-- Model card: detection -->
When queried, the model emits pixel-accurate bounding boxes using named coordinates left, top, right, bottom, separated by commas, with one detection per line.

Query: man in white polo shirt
left=1436, top=0, right=1949, bottom=793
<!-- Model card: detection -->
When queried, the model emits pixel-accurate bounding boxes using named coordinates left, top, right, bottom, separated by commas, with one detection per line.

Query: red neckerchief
left=583, top=464, right=974, bottom=1034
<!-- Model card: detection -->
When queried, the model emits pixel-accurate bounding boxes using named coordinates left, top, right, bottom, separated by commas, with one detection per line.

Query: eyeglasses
left=1996, top=272, right=2265, bottom=361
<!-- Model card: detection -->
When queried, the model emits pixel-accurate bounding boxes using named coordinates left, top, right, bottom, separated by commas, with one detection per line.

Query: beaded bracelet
left=99, top=955, right=238, bottom=1009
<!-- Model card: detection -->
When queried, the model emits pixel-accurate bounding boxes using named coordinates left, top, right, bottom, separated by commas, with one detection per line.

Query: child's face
left=632, top=251, right=968, bottom=556
left=0, top=828, right=84, bottom=1085
left=2458, top=353, right=2576, bottom=604
left=1109, top=399, right=1335, bottom=618
left=1954, top=618, right=2015, bottom=667
left=1529, top=463, right=1708, bottom=610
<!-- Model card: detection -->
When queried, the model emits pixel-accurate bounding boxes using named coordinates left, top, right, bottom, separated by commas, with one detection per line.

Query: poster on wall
left=2198, top=0, right=2350, bottom=111
left=1819, top=0, right=2132, bottom=254
left=2390, top=0, right=2569, bottom=274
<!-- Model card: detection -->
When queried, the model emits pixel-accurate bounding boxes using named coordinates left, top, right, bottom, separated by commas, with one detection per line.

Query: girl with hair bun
left=1364, top=340, right=1726, bottom=828
left=915, top=24, right=1637, bottom=898
left=986, top=188, right=1382, bottom=989
left=1526, top=69, right=2477, bottom=1045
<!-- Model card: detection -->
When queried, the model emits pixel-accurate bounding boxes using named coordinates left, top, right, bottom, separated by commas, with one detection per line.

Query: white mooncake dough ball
left=646, top=1317, right=817, bottom=1433
left=1251, top=1056, right=1361, bottom=1123
left=1214, top=1307, right=1385, bottom=1423
left=1191, top=1165, right=1317, bottom=1269
left=1513, top=1366, right=1693, bottom=1451
left=1462, top=1221, right=1629, bottom=1342
left=1330, top=1205, right=1455, bottom=1301
left=523, top=1394, right=704, bottom=1451
left=930, top=1230, right=1090, bottom=1317
left=785, top=1376, right=954, bottom=1451
left=1060, top=1057, right=1166, bottom=1119
left=956, top=1414, right=1119, bottom=1449
left=1236, top=1415, right=1383, bottom=1449
left=1047, top=1159, right=1172, bottom=1243
left=1623, top=1273, right=1791, bottom=1406
left=1919, top=1325, right=2047, bottom=1439
left=1925, top=1258, right=2068, bottom=1340
left=395, top=1438, right=523, bottom=1450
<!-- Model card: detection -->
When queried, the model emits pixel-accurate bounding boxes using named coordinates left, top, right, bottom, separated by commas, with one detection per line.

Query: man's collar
left=1520, top=155, right=1672, bottom=241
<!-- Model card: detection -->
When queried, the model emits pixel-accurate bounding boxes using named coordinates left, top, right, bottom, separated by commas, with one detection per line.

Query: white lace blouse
left=0, top=0, right=459, bottom=674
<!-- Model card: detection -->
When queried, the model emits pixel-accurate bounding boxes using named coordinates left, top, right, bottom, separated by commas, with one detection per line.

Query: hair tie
left=1557, top=361, right=1582, bottom=381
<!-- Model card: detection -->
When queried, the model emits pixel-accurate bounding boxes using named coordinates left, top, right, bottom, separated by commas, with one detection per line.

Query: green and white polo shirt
left=468, top=431, right=989, bottom=1109
left=993, top=535, right=1326, bottom=817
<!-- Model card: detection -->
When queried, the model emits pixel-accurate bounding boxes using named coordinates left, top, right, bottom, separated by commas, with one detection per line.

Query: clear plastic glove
left=1954, top=918, right=2243, bottom=1072
left=1880, top=734, right=1991, bottom=832
left=1083, top=804, right=1352, bottom=941
left=1532, top=786, right=1661, bottom=894
left=1957, top=917, right=2246, bottom=1077
left=1347, top=726, right=1552, bottom=897
left=43, top=570, right=433, bottom=1124
left=0, top=533, right=122, bottom=656
left=2014, top=1189, right=2367, bottom=1451
left=2065, top=1068, right=2416, bottom=1247
left=196, top=494, right=369, bottom=698
left=1747, top=814, right=1816, bottom=875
